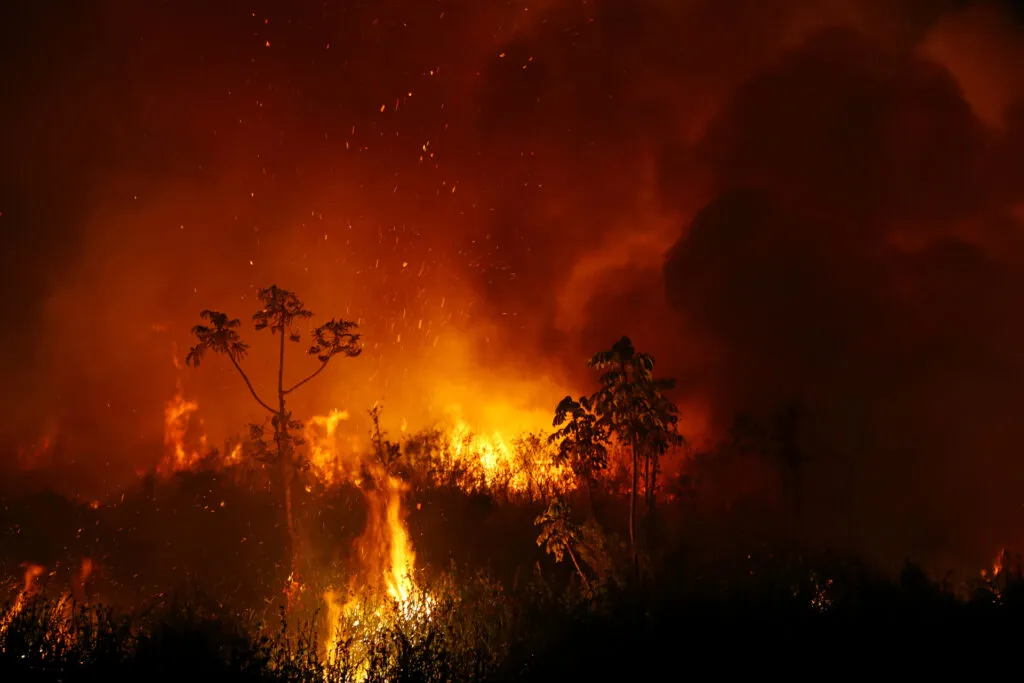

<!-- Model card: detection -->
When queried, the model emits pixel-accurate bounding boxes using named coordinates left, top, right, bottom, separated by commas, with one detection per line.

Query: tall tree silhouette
left=638, top=388, right=684, bottom=515
left=588, top=336, right=680, bottom=573
left=185, top=285, right=362, bottom=606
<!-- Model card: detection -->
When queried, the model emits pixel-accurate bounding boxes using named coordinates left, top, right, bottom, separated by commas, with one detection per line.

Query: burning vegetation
left=4, top=283, right=1023, bottom=679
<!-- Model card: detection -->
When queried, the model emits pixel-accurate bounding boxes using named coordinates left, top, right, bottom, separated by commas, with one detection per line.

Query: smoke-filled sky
left=3, top=0, right=1024, bottom=570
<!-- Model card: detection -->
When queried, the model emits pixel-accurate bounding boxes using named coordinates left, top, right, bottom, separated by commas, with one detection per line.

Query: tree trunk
left=566, top=544, right=590, bottom=590
left=629, top=436, right=638, bottom=578
left=645, top=449, right=659, bottom=554
left=643, top=449, right=651, bottom=510
left=650, top=451, right=658, bottom=511
left=275, top=325, right=301, bottom=610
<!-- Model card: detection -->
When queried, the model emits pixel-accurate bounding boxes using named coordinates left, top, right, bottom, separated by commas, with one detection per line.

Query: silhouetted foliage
left=369, top=405, right=402, bottom=476
left=549, top=396, right=609, bottom=491
left=586, top=337, right=682, bottom=572
left=185, top=285, right=363, bottom=603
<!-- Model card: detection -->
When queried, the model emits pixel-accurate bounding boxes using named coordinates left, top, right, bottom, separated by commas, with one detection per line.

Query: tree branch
left=283, top=360, right=330, bottom=395
left=227, top=354, right=277, bottom=414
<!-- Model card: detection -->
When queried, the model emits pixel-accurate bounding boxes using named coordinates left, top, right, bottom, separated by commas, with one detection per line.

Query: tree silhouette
left=369, top=404, right=402, bottom=475
left=549, top=395, right=609, bottom=513
left=534, top=498, right=590, bottom=589
left=637, top=386, right=684, bottom=515
left=588, top=336, right=680, bottom=574
left=186, top=285, right=362, bottom=605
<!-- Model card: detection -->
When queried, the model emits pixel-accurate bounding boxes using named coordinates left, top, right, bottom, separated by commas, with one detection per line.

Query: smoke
left=660, top=10, right=1024, bottom=568
left=2, top=0, right=1024, bottom=567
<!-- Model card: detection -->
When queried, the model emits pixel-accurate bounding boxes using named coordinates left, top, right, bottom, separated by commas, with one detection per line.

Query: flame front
left=442, top=405, right=575, bottom=497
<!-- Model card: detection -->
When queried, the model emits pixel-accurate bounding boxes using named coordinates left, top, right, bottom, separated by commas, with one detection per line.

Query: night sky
left=3, top=0, right=1024, bottom=570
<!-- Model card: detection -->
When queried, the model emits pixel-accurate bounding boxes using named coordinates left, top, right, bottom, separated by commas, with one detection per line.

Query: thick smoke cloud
left=663, top=18, right=1024, bottom=568
left=2, top=0, right=1024, bottom=569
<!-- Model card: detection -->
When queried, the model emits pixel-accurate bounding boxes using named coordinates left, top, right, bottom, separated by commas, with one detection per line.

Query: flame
left=224, top=443, right=243, bottom=466
left=992, top=547, right=1007, bottom=579
left=304, top=409, right=353, bottom=486
left=441, top=405, right=575, bottom=496
left=160, top=351, right=208, bottom=473
left=0, top=562, right=94, bottom=656
left=355, top=471, right=417, bottom=603
left=310, top=407, right=429, bottom=675
left=1, top=564, right=44, bottom=638
left=322, top=588, right=345, bottom=664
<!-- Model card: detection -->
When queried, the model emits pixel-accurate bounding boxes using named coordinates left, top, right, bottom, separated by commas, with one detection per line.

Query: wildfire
left=160, top=351, right=208, bottom=473
left=1, top=559, right=96, bottom=656
left=149, top=351, right=565, bottom=673
left=441, top=405, right=575, bottom=497
left=307, top=406, right=432, bottom=675
left=304, top=409, right=355, bottom=486
left=224, top=442, right=243, bottom=466
left=0, top=564, right=44, bottom=638
left=993, top=548, right=1006, bottom=579
left=322, top=587, right=345, bottom=665
left=354, top=469, right=417, bottom=604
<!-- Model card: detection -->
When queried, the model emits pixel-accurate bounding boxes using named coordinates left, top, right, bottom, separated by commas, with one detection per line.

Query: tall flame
left=305, top=409, right=353, bottom=486
left=353, top=470, right=416, bottom=603
left=310, top=408, right=427, bottom=673
left=161, top=351, right=208, bottom=473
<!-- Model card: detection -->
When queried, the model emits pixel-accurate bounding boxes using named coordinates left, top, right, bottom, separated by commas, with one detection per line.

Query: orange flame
left=304, top=409, right=355, bottom=486
left=993, top=547, right=1006, bottom=579
left=1, top=564, right=45, bottom=637
left=160, top=351, right=208, bottom=473
left=311, top=407, right=428, bottom=671
left=442, top=405, right=575, bottom=497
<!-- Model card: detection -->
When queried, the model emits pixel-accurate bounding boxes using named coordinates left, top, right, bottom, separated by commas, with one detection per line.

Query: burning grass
left=4, top=549, right=1024, bottom=681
